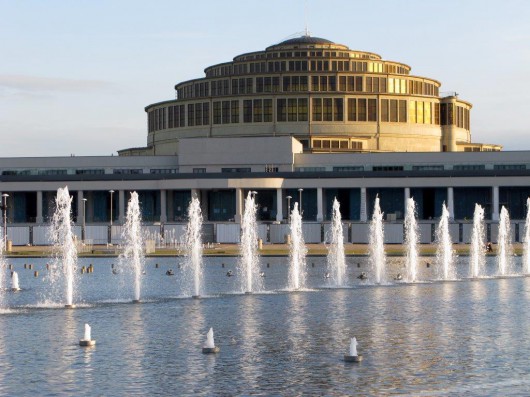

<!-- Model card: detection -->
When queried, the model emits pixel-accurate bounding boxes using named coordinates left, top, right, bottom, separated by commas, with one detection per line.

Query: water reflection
left=2, top=257, right=530, bottom=396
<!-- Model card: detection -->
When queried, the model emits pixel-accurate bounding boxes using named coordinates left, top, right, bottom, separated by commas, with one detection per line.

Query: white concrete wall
left=419, top=223, right=434, bottom=244
left=86, top=226, right=108, bottom=245
left=462, top=223, right=473, bottom=244
left=217, top=223, right=241, bottom=243
left=302, top=223, right=322, bottom=243
left=6, top=226, right=30, bottom=245
left=323, top=223, right=349, bottom=244
left=385, top=224, right=404, bottom=244
left=449, top=223, right=460, bottom=243
left=351, top=223, right=370, bottom=243
left=163, top=224, right=187, bottom=244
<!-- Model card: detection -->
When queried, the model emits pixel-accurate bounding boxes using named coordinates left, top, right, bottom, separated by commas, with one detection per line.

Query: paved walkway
left=4, top=242, right=522, bottom=257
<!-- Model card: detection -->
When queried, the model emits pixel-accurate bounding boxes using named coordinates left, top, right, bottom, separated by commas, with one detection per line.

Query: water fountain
left=469, top=204, right=486, bottom=278
left=288, top=203, right=307, bottom=290
left=183, top=196, right=203, bottom=298
left=202, top=327, right=220, bottom=354
left=11, top=271, right=20, bottom=292
left=369, top=195, right=386, bottom=284
left=79, top=323, right=96, bottom=347
left=326, top=198, right=346, bottom=287
left=344, top=337, right=363, bottom=362
left=523, top=198, right=530, bottom=274
left=496, top=206, right=513, bottom=276
left=0, top=229, right=5, bottom=307
left=435, top=202, right=456, bottom=280
left=404, top=197, right=419, bottom=282
left=238, top=192, right=263, bottom=293
left=119, top=192, right=144, bottom=303
left=49, top=186, right=78, bottom=308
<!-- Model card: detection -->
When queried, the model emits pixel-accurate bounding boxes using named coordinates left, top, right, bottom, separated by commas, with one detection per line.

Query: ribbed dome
left=276, top=36, right=334, bottom=46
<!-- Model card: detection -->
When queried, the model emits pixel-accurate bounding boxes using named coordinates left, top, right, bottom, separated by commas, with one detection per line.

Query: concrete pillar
left=166, top=190, right=174, bottom=222
left=200, top=190, right=209, bottom=221
left=404, top=187, right=411, bottom=216
left=276, top=188, right=283, bottom=222
left=76, top=191, right=84, bottom=225
left=36, top=191, right=43, bottom=224
left=360, top=187, right=367, bottom=222
left=235, top=188, right=243, bottom=223
left=447, top=187, right=454, bottom=220
left=160, top=189, right=167, bottom=223
left=316, top=187, right=324, bottom=222
left=492, top=186, right=499, bottom=221
left=118, top=190, right=125, bottom=224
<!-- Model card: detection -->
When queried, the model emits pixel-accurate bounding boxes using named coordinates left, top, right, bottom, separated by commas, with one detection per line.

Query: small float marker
left=344, top=337, right=363, bottom=362
left=79, top=323, right=96, bottom=347
left=202, top=327, right=220, bottom=354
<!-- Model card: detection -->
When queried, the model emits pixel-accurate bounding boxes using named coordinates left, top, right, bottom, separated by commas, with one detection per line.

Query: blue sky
left=0, top=0, right=529, bottom=156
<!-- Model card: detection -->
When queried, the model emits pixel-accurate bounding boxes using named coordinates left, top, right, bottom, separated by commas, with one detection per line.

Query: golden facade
left=128, top=35, right=501, bottom=156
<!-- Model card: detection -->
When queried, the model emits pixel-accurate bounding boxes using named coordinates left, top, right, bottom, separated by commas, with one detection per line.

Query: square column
left=76, top=191, right=84, bottom=225
left=276, top=188, right=283, bottom=222
left=36, top=191, right=43, bottom=224
left=160, top=189, right=167, bottom=223
left=118, top=190, right=125, bottom=224
left=235, top=188, right=243, bottom=223
left=492, top=186, right=499, bottom=221
left=404, top=187, right=411, bottom=216
left=316, top=187, right=323, bottom=222
left=200, top=190, right=209, bottom=221
left=447, top=187, right=454, bottom=220
left=360, top=187, right=367, bottom=222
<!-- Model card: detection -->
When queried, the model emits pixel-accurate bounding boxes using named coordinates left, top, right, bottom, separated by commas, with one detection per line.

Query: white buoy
left=344, top=337, right=363, bottom=362
left=79, top=323, right=96, bottom=347
left=202, top=327, right=220, bottom=354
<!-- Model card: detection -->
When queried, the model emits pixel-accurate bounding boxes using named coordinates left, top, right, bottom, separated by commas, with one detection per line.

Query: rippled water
left=1, top=256, right=530, bottom=396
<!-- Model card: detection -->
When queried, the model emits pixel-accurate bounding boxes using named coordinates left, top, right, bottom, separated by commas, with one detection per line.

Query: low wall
left=2, top=220, right=524, bottom=246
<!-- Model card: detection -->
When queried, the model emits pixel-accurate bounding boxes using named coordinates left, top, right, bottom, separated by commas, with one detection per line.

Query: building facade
left=1, top=144, right=530, bottom=245
left=0, top=35, right=526, bottom=246
left=125, top=35, right=500, bottom=156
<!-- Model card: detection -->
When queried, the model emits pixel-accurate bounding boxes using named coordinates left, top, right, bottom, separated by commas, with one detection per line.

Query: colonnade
left=0, top=185, right=510, bottom=225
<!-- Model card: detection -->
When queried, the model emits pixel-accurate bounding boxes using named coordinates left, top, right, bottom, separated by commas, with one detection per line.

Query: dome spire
left=304, top=0, right=311, bottom=37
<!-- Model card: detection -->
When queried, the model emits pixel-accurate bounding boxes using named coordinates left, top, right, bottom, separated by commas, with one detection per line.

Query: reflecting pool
left=1, top=256, right=530, bottom=396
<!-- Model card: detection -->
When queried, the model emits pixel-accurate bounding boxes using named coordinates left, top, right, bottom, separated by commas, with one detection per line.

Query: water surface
left=1, top=256, right=529, bottom=396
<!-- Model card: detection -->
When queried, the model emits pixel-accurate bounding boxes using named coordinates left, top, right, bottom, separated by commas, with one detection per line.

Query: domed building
left=3, top=35, right=527, bottom=249
left=122, top=35, right=500, bottom=156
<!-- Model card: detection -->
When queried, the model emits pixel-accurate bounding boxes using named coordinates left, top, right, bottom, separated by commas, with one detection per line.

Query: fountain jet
left=184, top=196, right=203, bottom=298
left=369, top=195, right=386, bottom=284
left=11, top=271, right=20, bottom=292
left=202, top=327, right=220, bottom=354
left=0, top=227, right=5, bottom=307
left=326, top=198, right=346, bottom=287
left=238, top=192, right=263, bottom=293
left=288, top=203, right=307, bottom=290
left=120, top=192, right=144, bottom=302
left=496, top=206, right=513, bottom=276
left=435, top=202, right=456, bottom=280
left=404, top=198, right=419, bottom=282
left=50, top=186, right=78, bottom=308
left=523, top=198, right=530, bottom=274
left=470, top=204, right=486, bottom=278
